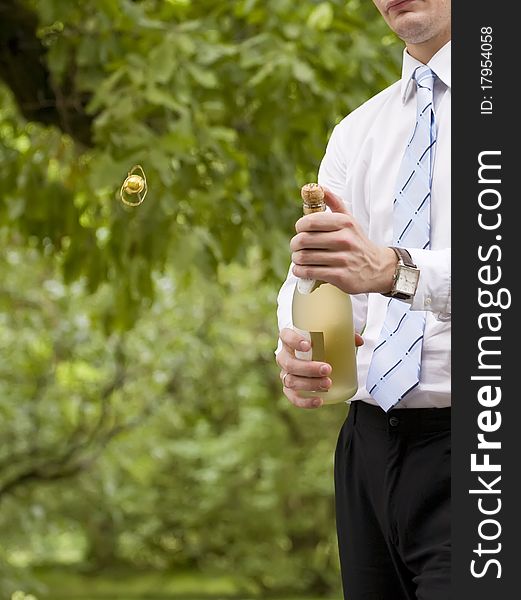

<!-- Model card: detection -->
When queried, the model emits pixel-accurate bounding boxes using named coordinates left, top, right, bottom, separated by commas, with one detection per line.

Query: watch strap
left=389, top=246, right=416, bottom=268
left=383, top=246, right=418, bottom=299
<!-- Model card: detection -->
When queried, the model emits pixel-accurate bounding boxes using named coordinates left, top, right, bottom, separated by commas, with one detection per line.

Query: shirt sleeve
left=275, top=124, right=368, bottom=355
left=407, top=247, right=451, bottom=320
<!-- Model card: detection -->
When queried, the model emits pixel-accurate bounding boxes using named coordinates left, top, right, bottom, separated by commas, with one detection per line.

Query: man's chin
left=390, top=15, right=432, bottom=44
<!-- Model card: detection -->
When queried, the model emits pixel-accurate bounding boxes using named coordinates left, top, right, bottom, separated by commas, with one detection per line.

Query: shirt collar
left=401, top=40, right=451, bottom=104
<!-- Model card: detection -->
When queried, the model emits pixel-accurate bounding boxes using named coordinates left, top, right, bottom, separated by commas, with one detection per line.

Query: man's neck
left=406, top=31, right=451, bottom=64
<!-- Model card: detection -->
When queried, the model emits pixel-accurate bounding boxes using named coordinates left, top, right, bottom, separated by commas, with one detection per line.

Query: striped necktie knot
left=413, top=67, right=436, bottom=126
left=414, top=65, right=436, bottom=90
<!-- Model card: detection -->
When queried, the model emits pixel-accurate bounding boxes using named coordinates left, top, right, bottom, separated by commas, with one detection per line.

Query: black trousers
left=334, top=401, right=451, bottom=600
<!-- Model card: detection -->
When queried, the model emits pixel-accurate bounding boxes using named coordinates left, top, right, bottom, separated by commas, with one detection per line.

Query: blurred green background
left=0, top=0, right=401, bottom=598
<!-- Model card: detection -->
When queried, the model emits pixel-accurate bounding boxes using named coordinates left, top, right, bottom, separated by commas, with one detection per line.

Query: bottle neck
left=303, top=203, right=325, bottom=215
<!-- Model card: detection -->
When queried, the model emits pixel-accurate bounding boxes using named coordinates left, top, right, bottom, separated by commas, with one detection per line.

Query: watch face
left=396, top=266, right=420, bottom=296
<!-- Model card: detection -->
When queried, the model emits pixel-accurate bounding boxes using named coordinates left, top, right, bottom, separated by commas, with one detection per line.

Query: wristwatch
left=383, top=247, right=420, bottom=301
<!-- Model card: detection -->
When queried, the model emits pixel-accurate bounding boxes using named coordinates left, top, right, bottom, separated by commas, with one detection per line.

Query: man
left=275, top=1, right=451, bottom=598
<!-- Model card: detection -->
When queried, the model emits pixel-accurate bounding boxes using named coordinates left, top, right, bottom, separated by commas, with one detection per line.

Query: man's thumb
left=323, top=187, right=349, bottom=214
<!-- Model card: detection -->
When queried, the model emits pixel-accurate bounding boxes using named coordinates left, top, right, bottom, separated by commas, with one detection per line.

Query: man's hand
left=291, top=188, right=397, bottom=295
left=277, top=327, right=364, bottom=409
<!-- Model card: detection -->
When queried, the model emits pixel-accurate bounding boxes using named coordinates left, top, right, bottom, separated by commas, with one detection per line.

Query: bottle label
left=309, top=332, right=325, bottom=362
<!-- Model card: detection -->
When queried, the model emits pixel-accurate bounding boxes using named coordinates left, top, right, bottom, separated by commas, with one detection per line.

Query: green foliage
left=1, top=0, right=401, bottom=327
left=10, top=593, right=38, bottom=600
left=0, top=241, right=349, bottom=596
left=0, top=0, right=402, bottom=596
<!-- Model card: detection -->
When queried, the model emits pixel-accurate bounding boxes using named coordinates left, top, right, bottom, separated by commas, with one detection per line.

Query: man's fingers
left=283, top=387, right=324, bottom=409
left=292, top=249, right=344, bottom=266
left=282, top=372, right=331, bottom=392
left=294, top=189, right=351, bottom=233
left=291, top=265, right=337, bottom=283
left=323, top=187, right=350, bottom=215
left=278, top=327, right=311, bottom=353
left=290, top=232, right=347, bottom=252
left=295, top=212, right=347, bottom=233
left=277, top=352, right=332, bottom=378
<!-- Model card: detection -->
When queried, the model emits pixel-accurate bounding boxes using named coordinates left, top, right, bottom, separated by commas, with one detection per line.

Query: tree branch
left=0, top=361, right=180, bottom=502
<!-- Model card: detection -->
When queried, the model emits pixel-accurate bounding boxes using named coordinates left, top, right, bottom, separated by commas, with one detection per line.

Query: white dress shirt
left=276, top=42, right=451, bottom=409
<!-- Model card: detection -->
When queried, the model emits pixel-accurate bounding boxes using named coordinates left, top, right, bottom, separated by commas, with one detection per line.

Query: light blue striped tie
left=366, top=66, right=437, bottom=412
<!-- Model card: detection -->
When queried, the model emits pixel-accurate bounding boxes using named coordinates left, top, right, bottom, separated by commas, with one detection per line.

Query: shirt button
left=425, top=297, right=432, bottom=306
left=389, top=416, right=400, bottom=427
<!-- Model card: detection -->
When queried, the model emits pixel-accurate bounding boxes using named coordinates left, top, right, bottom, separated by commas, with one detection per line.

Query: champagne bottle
left=292, top=183, right=358, bottom=405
